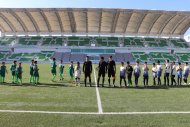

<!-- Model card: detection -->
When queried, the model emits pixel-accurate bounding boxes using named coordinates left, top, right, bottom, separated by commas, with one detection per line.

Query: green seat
left=0, top=53, right=5, bottom=60
left=9, top=53, right=22, bottom=59
left=176, top=53, right=190, bottom=62
left=132, top=52, right=150, bottom=62
left=55, top=38, right=63, bottom=46
left=144, top=38, right=155, bottom=41
left=79, top=38, right=90, bottom=46
left=67, top=41, right=78, bottom=46
left=96, top=38, right=107, bottom=46
left=20, top=58, right=31, bottom=61
left=124, top=39, right=131, bottom=46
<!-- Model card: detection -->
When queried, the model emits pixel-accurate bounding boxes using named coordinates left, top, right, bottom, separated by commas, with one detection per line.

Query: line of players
left=0, top=60, right=39, bottom=84
left=0, top=55, right=189, bottom=87
left=97, top=57, right=190, bottom=87
left=51, top=55, right=190, bottom=87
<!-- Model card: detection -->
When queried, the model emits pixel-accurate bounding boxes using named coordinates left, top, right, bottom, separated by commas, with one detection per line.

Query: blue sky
left=0, top=0, right=190, bottom=11
left=0, top=0, right=190, bottom=35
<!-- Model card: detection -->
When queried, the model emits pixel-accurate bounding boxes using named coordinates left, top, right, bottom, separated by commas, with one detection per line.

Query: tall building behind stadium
left=0, top=8, right=190, bottom=63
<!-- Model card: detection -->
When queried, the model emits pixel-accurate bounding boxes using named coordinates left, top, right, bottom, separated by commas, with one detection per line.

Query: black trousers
left=164, top=73, right=170, bottom=86
left=84, top=73, right=91, bottom=86
left=134, top=75, right=139, bottom=86
left=183, top=77, right=188, bottom=84
left=97, top=72, right=105, bottom=87
left=120, top=77, right=127, bottom=86
left=153, top=77, right=156, bottom=86
left=143, top=75, right=148, bottom=86
left=171, top=75, right=176, bottom=85
left=127, top=74, right=132, bottom=85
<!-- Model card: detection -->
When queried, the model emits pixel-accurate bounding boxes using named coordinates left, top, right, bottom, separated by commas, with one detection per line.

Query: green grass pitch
left=0, top=63, right=190, bottom=127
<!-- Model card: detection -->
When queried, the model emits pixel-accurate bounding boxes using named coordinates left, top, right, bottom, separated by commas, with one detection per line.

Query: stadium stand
left=115, top=53, right=135, bottom=62
left=123, top=37, right=144, bottom=47
left=149, top=52, right=176, bottom=63
left=71, top=49, right=115, bottom=54
left=62, top=52, right=71, bottom=62
left=0, top=36, right=189, bottom=48
left=18, top=36, right=41, bottom=45
left=2, top=50, right=190, bottom=63
left=176, top=53, right=190, bottom=62
left=0, top=37, right=15, bottom=45
left=67, top=36, right=91, bottom=46
left=144, top=38, right=169, bottom=47
left=42, top=37, right=64, bottom=46
left=7, top=51, right=54, bottom=62
left=95, top=37, right=118, bottom=47
left=0, top=51, right=9, bottom=61
left=131, top=52, right=177, bottom=63
left=70, top=54, right=87, bottom=62
left=123, top=53, right=135, bottom=62
left=131, top=52, right=150, bottom=62
left=169, top=39, right=189, bottom=48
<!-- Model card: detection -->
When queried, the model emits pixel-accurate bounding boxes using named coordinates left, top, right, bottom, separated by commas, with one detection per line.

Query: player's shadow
left=1, top=82, right=190, bottom=89
left=98, top=85, right=190, bottom=89
left=0, top=82, right=68, bottom=88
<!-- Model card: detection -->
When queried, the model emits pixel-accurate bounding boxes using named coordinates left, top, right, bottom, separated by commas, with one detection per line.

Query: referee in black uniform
left=83, top=56, right=92, bottom=87
left=107, top=56, right=116, bottom=87
left=97, top=57, right=107, bottom=87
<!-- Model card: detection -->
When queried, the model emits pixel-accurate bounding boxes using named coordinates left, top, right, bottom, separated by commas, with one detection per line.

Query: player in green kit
left=0, top=62, right=8, bottom=83
left=10, top=61, right=17, bottom=83
left=51, top=58, right=57, bottom=81
left=30, top=60, right=34, bottom=83
left=69, top=61, right=74, bottom=81
left=33, top=61, right=39, bottom=85
left=16, top=62, right=23, bottom=85
left=59, top=60, right=64, bottom=81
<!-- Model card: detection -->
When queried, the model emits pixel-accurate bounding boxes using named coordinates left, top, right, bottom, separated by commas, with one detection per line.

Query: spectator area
left=0, top=36, right=188, bottom=48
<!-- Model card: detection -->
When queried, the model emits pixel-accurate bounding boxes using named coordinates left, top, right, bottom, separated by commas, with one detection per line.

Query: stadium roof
left=0, top=8, right=190, bottom=37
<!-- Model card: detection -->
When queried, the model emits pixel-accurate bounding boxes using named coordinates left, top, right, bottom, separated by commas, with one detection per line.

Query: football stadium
left=1, top=1, right=190, bottom=127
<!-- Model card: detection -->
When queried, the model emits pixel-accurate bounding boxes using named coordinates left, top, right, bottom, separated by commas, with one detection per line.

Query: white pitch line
left=1, top=110, right=190, bottom=115
left=93, top=65, right=103, bottom=114
left=0, top=110, right=99, bottom=115
left=103, top=111, right=190, bottom=115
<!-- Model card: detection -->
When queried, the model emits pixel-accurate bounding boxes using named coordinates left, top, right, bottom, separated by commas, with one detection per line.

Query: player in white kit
left=120, top=62, right=126, bottom=87
left=157, top=60, right=162, bottom=86
left=74, top=62, right=81, bottom=86
left=171, top=61, right=177, bottom=86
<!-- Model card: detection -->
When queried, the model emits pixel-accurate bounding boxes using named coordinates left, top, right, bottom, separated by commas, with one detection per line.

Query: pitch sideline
left=1, top=110, right=190, bottom=115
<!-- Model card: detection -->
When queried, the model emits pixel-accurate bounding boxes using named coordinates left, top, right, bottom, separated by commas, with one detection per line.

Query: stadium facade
left=0, top=8, right=190, bottom=63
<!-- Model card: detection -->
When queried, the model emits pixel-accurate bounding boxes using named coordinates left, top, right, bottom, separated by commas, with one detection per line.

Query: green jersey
left=16, top=66, right=23, bottom=75
left=10, top=64, right=16, bottom=72
left=51, top=61, right=57, bottom=74
left=10, top=64, right=17, bottom=75
left=69, top=64, right=74, bottom=75
left=33, top=64, right=39, bottom=77
left=51, top=61, right=57, bottom=70
left=30, top=64, right=34, bottom=75
left=0, top=65, right=6, bottom=77
left=59, top=64, right=64, bottom=74
left=16, top=66, right=23, bottom=79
